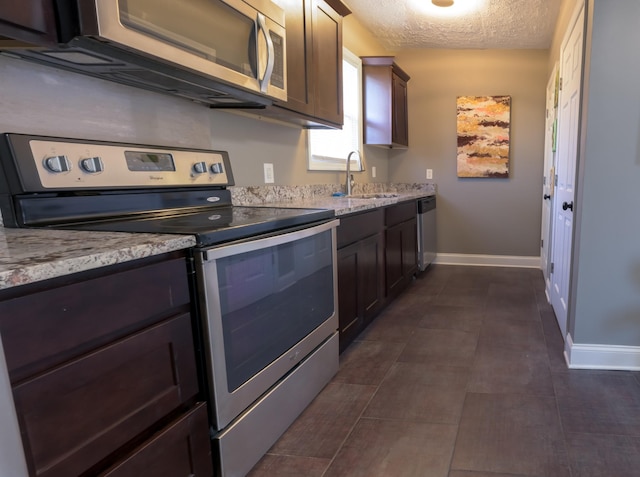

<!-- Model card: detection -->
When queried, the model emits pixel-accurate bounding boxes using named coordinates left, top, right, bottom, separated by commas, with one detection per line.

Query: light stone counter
left=230, top=182, right=436, bottom=216
left=0, top=183, right=436, bottom=291
left=262, top=190, right=435, bottom=216
left=0, top=228, right=196, bottom=291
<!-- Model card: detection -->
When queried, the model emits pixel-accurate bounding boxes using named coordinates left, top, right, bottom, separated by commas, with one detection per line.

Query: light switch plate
left=264, top=163, right=274, bottom=183
left=372, top=166, right=377, bottom=178
left=426, top=169, right=433, bottom=180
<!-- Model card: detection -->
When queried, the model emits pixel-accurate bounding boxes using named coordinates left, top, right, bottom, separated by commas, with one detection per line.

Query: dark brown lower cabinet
left=0, top=252, right=213, bottom=477
left=13, top=314, right=198, bottom=477
left=337, top=242, right=360, bottom=350
left=336, top=200, right=420, bottom=351
left=337, top=209, right=385, bottom=352
left=337, top=232, right=384, bottom=351
left=385, top=201, right=418, bottom=299
left=101, top=403, right=212, bottom=477
left=385, top=218, right=417, bottom=298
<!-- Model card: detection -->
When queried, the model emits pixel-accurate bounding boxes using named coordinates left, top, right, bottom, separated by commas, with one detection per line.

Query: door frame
left=548, top=0, right=586, bottom=343
left=541, top=62, right=559, bottom=287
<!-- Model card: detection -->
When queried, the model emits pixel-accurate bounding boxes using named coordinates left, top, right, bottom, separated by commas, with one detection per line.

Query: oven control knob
left=79, top=156, right=104, bottom=173
left=210, top=162, right=224, bottom=174
left=43, top=155, right=71, bottom=173
left=193, top=161, right=207, bottom=174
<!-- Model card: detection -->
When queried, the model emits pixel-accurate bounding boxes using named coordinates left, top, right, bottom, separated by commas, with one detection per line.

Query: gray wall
left=570, top=0, right=640, bottom=345
left=0, top=10, right=392, bottom=191
left=390, top=49, right=548, bottom=257
left=0, top=17, right=552, bottom=262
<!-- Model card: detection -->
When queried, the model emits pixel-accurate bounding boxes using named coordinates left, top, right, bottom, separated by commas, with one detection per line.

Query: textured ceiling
left=344, top=0, right=563, bottom=49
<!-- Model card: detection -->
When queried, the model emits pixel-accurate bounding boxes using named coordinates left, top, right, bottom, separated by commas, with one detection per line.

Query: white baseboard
left=434, top=253, right=541, bottom=269
left=565, top=333, right=640, bottom=370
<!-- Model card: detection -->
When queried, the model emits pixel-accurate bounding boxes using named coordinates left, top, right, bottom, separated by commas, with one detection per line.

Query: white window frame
left=307, top=48, right=364, bottom=171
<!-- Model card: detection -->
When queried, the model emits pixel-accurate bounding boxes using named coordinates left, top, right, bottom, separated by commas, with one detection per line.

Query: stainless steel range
left=0, top=134, right=340, bottom=477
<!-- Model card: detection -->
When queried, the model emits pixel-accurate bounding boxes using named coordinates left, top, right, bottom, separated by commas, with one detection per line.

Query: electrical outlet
left=426, top=169, right=433, bottom=180
left=372, top=166, right=377, bottom=178
left=264, top=163, right=274, bottom=183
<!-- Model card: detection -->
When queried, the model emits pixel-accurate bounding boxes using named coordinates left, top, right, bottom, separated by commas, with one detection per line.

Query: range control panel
left=6, top=135, right=234, bottom=191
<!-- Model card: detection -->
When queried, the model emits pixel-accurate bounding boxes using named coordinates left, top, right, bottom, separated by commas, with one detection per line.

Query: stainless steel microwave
left=1, top=0, right=287, bottom=108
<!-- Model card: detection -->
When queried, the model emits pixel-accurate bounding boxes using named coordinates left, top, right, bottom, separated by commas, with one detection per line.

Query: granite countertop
left=289, top=190, right=434, bottom=216
left=0, top=228, right=196, bottom=291
left=0, top=183, right=436, bottom=291
left=230, top=183, right=436, bottom=216
left=254, top=191, right=433, bottom=216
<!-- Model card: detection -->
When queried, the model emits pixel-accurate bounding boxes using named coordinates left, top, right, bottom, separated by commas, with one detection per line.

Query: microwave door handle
left=257, top=13, right=275, bottom=94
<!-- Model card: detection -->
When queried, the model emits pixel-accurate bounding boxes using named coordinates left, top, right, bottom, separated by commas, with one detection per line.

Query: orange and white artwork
left=456, top=95, right=511, bottom=178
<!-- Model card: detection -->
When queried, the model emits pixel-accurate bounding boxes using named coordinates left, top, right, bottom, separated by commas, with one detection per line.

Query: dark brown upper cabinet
left=362, top=57, right=411, bottom=148
left=0, top=1, right=59, bottom=46
left=273, top=0, right=350, bottom=128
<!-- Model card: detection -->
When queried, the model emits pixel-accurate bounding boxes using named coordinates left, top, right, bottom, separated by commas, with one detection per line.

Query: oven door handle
left=201, top=219, right=340, bottom=261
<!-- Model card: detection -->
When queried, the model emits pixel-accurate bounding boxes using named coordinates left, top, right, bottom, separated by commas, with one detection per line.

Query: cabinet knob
left=562, top=201, right=574, bottom=211
left=543, top=194, right=551, bottom=200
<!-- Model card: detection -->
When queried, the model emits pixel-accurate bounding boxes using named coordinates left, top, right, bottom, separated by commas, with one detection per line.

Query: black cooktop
left=49, top=206, right=335, bottom=247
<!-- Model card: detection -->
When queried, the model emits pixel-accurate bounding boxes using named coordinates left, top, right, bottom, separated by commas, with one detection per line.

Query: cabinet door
left=337, top=241, right=362, bottom=352
left=385, top=222, right=404, bottom=297
left=312, top=0, right=343, bottom=125
left=392, top=72, right=409, bottom=146
left=360, top=232, right=385, bottom=324
left=401, top=218, right=418, bottom=279
left=275, top=0, right=314, bottom=116
left=386, top=218, right=418, bottom=298
left=101, top=403, right=212, bottom=477
left=337, top=232, right=384, bottom=351
left=363, top=58, right=410, bottom=147
left=12, top=313, right=199, bottom=477
left=0, top=1, right=58, bottom=45
left=274, top=0, right=342, bottom=126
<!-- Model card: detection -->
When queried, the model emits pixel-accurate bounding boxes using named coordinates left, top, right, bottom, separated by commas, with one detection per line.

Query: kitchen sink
left=346, top=193, right=399, bottom=199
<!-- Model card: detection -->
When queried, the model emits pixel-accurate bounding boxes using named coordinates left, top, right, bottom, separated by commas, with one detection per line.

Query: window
left=307, top=48, right=364, bottom=171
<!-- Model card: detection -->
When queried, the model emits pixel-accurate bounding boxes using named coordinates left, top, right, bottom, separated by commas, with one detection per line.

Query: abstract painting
left=456, top=95, right=511, bottom=178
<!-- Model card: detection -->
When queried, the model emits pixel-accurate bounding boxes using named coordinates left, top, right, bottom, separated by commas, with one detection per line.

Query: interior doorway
left=548, top=1, right=585, bottom=341
left=540, top=63, right=558, bottom=289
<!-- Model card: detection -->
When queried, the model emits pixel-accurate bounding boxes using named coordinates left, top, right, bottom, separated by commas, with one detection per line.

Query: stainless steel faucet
left=346, top=151, right=359, bottom=196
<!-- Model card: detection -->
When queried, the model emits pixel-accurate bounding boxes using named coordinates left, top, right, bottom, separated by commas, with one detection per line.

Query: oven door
left=87, top=0, right=286, bottom=101
left=196, top=219, right=339, bottom=430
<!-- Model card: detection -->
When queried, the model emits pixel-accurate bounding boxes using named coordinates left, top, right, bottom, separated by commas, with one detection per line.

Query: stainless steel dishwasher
left=417, top=196, right=437, bottom=271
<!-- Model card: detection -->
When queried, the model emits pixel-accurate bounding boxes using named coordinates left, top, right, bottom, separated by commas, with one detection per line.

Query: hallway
left=249, top=265, right=640, bottom=476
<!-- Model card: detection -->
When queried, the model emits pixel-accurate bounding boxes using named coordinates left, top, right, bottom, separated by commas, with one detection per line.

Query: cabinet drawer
left=337, top=208, right=384, bottom=248
left=385, top=200, right=416, bottom=227
left=12, top=313, right=198, bottom=477
left=0, top=256, right=190, bottom=383
left=101, top=403, right=212, bottom=477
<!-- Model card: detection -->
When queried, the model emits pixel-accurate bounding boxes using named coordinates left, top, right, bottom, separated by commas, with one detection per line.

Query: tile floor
left=247, top=265, right=640, bottom=477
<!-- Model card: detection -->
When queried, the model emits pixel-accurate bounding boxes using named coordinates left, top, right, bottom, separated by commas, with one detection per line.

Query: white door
left=540, top=63, right=558, bottom=284
left=550, top=4, right=584, bottom=340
